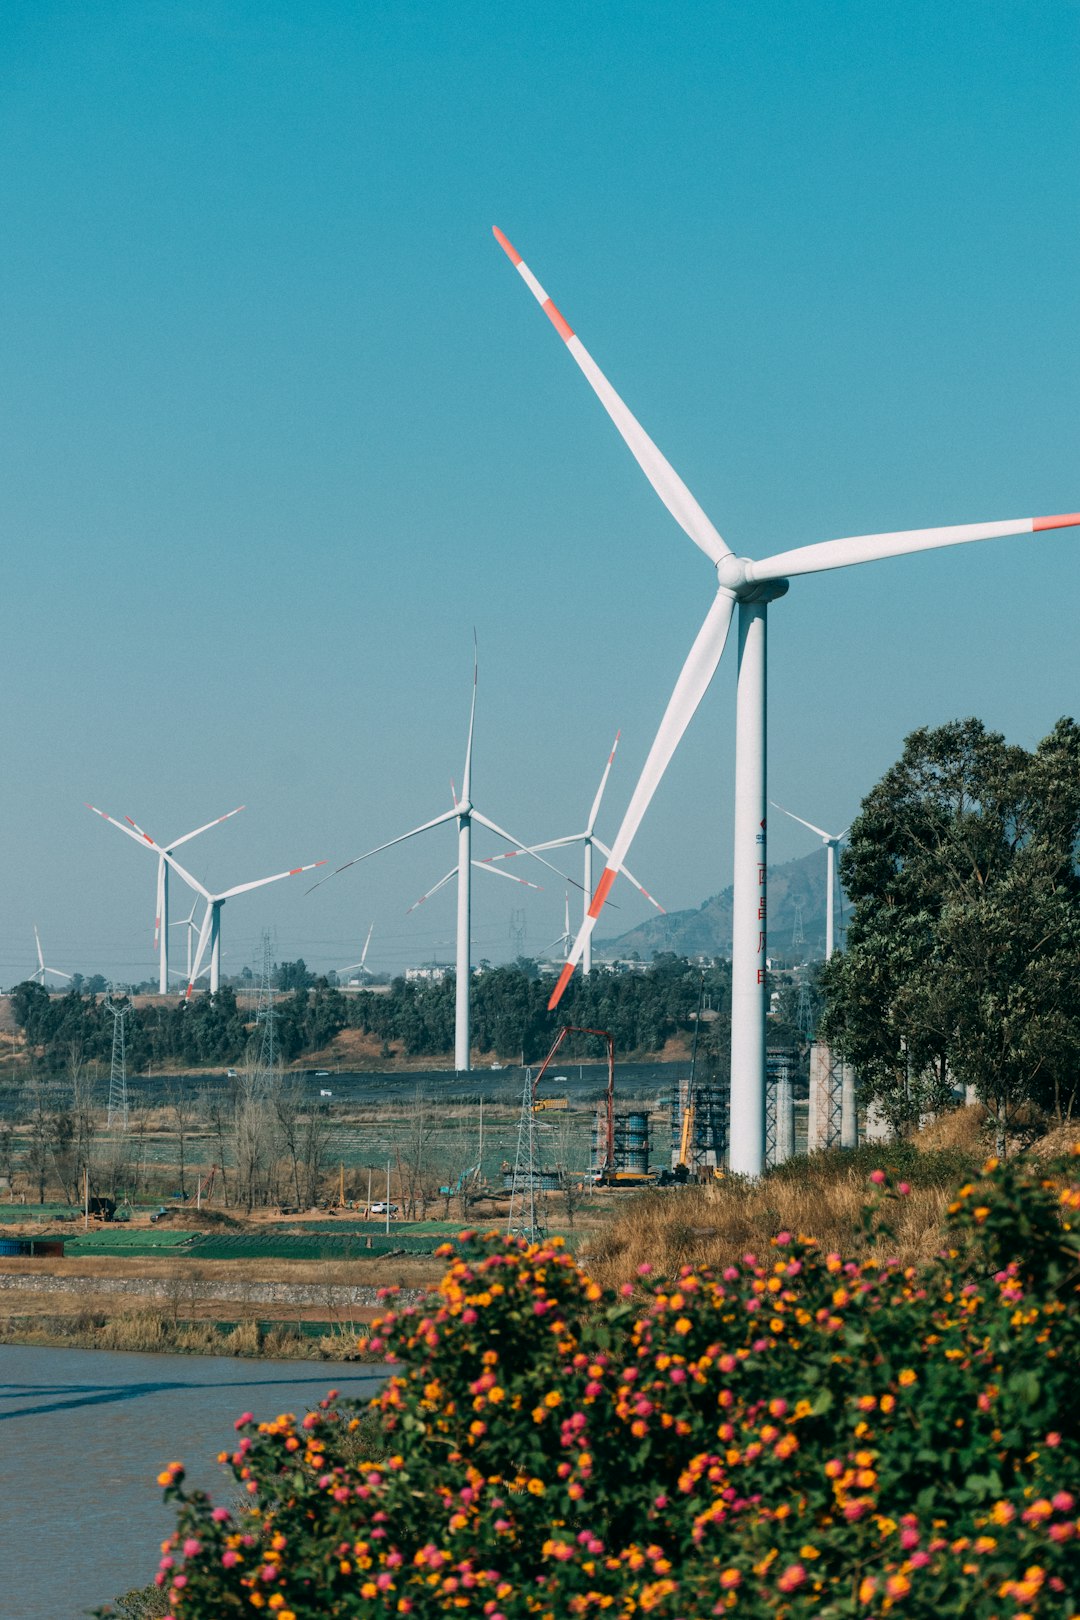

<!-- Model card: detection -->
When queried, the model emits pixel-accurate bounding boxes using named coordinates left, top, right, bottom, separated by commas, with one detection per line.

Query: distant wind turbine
left=30, top=925, right=71, bottom=987
left=482, top=729, right=664, bottom=972
left=339, top=922, right=375, bottom=982
left=310, top=641, right=572, bottom=1071
left=771, top=801, right=848, bottom=961
left=86, top=803, right=324, bottom=995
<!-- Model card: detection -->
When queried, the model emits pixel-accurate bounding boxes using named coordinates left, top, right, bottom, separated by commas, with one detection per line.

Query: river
left=0, top=1344, right=386, bottom=1620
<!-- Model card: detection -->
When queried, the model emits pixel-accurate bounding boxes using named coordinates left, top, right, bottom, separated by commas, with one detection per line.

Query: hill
left=596, top=849, right=839, bottom=962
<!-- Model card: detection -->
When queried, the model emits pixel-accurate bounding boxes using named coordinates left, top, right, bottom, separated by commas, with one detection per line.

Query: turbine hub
left=715, top=555, right=789, bottom=603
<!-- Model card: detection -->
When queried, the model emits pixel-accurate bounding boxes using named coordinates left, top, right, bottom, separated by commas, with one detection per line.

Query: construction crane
left=533, top=1024, right=615, bottom=1181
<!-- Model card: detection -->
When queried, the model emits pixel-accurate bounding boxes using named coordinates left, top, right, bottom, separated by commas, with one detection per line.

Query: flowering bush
left=137, top=1152, right=1080, bottom=1618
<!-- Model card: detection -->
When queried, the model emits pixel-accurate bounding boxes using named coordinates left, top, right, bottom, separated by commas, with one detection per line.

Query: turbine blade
left=360, top=921, right=374, bottom=968
left=770, top=800, right=832, bottom=842
left=471, top=811, right=581, bottom=888
left=87, top=802, right=160, bottom=852
left=167, top=805, right=246, bottom=850
left=586, top=729, right=621, bottom=834
left=462, top=632, right=478, bottom=804
left=34, top=926, right=44, bottom=971
left=406, top=867, right=458, bottom=914
left=592, top=837, right=666, bottom=914
left=549, top=587, right=736, bottom=1008
left=154, top=858, right=165, bottom=948
left=185, top=906, right=216, bottom=998
left=472, top=859, right=541, bottom=891
left=749, top=513, right=1080, bottom=583
left=220, top=860, right=326, bottom=901
left=494, top=228, right=731, bottom=567
left=306, top=809, right=458, bottom=893
left=480, top=835, right=582, bottom=864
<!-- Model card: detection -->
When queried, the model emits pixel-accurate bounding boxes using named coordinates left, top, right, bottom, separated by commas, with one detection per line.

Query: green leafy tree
left=822, top=717, right=1080, bottom=1138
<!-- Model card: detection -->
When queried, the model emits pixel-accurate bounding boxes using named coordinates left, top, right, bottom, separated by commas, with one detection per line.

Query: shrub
left=129, top=1152, right=1080, bottom=1618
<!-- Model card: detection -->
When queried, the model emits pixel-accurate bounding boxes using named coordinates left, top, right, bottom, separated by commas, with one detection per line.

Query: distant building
left=405, top=965, right=450, bottom=984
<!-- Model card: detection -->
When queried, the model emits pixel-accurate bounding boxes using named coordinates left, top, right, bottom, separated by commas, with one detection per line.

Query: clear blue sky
left=2, top=0, right=1077, bottom=984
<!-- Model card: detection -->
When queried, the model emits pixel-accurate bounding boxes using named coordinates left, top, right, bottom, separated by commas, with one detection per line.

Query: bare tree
left=272, top=1075, right=306, bottom=1208
left=233, top=1067, right=272, bottom=1212
left=203, top=1087, right=235, bottom=1207
left=299, top=1098, right=332, bottom=1207
left=168, top=1082, right=198, bottom=1201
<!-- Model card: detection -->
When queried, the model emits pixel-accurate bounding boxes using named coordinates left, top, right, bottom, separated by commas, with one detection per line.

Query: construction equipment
left=676, top=971, right=706, bottom=1176
left=533, top=1025, right=615, bottom=1180
left=532, top=1095, right=569, bottom=1113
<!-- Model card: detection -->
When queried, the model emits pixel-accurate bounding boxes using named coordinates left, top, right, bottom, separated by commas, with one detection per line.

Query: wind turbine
left=339, top=922, right=376, bottom=983
left=771, top=801, right=848, bottom=961
left=146, top=806, right=244, bottom=993
left=169, top=898, right=209, bottom=984
left=30, top=925, right=71, bottom=987
left=86, top=803, right=324, bottom=995
left=493, top=224, right=1079, bottom=1176
left=310, top=643, right=573, bottom=1071
left=481, top=729, right=664, bottom=972
left=84, top=801, right=243, bottom=992
left=542, top=893, right=575, bottom=960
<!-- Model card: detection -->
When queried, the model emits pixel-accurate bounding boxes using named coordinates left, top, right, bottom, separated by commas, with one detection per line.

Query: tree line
left=6, top=955, right=740, bottom=1075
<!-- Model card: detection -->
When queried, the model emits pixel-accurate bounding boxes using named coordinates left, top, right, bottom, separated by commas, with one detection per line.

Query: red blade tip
left=1033, top=513, right=1080, bottom=532
left=492, top=226, right=522, bottom=266
left=548, top=962, right=575, bottom=1010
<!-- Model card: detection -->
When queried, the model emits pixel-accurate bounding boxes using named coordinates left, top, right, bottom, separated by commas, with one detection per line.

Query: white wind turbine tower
left=86, top=804, right=324, bottom=995
left=310, top=643, right=571, bottom=1071
left=493, top=225, right=1079, bottom=1177
left=30, top=926, right=71, bottom=987
left=339, top=922, right=375, bottom=984
left=481, top=730, right=665, bottom=973
left=771, top=802, right=849, bottom=960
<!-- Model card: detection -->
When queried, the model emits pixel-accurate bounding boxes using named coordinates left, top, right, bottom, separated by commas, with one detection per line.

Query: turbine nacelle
left=714, top=557, right=790, bottom=603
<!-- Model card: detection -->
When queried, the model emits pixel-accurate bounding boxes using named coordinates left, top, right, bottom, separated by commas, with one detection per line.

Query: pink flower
left=211, top=1508, right=229, bottom=1523
left=897, top=1181, right=911, bottom=1196
left=637, top=1263, right=652, bottom=1276
left=776, top=1563, right=806, bottom=1592
left=870, top=1169, right=886, bottom=1186
left=1052, top=1491, right=1074, bottom=1512
left=234, top=1412, right=254, bottom=1429
left=182, top=1538, right=201, bottom=1558
left=222, top=1551, right=239, bottom=1569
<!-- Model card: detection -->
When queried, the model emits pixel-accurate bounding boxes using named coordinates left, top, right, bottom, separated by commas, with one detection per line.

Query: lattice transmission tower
left=104, top=989, right=132, bottom=1130
left=506, top=1067, right=545, bottom=1244
left=509, top=907, right=527, bottom=958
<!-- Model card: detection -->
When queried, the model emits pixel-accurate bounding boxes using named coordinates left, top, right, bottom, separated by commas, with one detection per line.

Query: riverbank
left=0, top=1307, right=371, bottom=1359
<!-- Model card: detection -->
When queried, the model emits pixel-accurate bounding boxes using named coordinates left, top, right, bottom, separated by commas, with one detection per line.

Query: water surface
left=0, top=1344, right=385, bottom=1620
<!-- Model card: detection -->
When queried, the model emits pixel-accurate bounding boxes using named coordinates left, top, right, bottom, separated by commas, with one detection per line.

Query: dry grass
left=0, top=1307, right=367, bottom=1359
left=586, top=1107, right=1080, bottom=1289
left=587, top=1170, right=951, bottom=1289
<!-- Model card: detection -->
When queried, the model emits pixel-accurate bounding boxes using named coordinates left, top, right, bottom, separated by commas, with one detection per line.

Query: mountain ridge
left=596, top=849, right=842, bottom=962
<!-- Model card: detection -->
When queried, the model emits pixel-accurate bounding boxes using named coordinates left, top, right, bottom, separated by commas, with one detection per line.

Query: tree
left=822, top=717, right=1080, bottom=1140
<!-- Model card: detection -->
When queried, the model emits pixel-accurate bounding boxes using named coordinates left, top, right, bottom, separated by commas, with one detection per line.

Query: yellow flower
left=544, top=1390, right=562, bottom=1407
left=899, top=1368, right=917, bottom=1386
